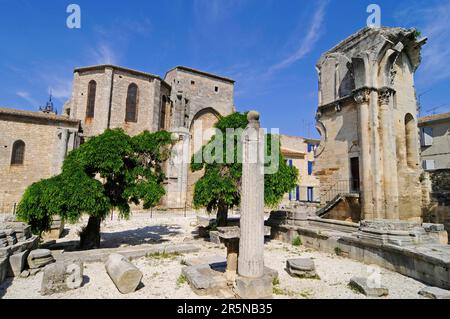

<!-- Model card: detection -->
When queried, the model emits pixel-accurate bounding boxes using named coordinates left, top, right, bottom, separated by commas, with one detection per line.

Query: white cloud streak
left=16, top=91, right=39, bottom=107
left=268, top=0, right=328, bottom=73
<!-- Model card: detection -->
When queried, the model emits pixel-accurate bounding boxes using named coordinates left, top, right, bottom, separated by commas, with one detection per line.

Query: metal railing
left=321, top=179, right=360, bottom=204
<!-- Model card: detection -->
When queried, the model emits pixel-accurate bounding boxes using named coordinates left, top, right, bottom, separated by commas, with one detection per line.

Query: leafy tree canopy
left=190, top=112, right=298, bottom=225
left=17, top=129, right=172, bottom=238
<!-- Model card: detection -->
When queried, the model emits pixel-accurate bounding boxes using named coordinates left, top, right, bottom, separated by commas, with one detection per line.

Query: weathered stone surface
left=419, top=286, right=450, bottom=299
left=41, top=261, right=84, bottom=296
left=182, top=264, right=227, bottom=295
left=286, top=258, right=317, bottom=278
left=9, top=250, right=30, bottom=277
left=27, top=249, right=55, bottom=269
left=0, top=257, right=8, bottom=284
left=5, top=229, right=17, bottom=246
left=235, top=272, right=273, bottom=299
left=20, top=270, right=30, bottom=278
left=105, top=253, right=142, bottom=294
left=30, top=268, right=42, bottom=276
left=349, top=277, right=389, bottom=297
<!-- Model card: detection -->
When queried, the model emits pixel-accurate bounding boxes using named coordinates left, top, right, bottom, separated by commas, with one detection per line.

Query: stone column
left=166, top=128, right=190, bottom=208
left=379, top=87, right=399, bottom=219
left=53, top=128, right=69, bottom=175
left=354, top=88, right=374, bottom=220
left=369, top=89, right=384, bottom=219
left=236, top=111, right=273, bottom=299
left=238, top=111, right=265, bottom=278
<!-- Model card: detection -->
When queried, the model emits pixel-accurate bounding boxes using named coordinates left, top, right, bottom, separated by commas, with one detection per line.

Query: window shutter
left=421, top=127, right=433, bottom=147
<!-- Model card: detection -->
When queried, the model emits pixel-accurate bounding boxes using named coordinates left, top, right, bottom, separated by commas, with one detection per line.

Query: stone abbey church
left=0, top=65, right=236, bottom=212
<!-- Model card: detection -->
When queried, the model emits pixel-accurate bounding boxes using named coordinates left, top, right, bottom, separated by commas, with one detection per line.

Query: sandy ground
left=0, top=212, right=427, bottom=299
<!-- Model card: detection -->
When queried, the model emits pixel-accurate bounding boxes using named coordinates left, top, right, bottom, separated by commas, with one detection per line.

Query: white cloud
left=268, top=0, right=328, bottom=73
left=16, top=91, right=39, bottom=107
left=92, top=43, right=119, bottom=65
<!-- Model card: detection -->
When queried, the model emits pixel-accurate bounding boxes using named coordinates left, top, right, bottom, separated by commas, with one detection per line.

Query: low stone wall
left=425, top=169, right=450, bottom=241
left=268, top=221, right=450, bottom=290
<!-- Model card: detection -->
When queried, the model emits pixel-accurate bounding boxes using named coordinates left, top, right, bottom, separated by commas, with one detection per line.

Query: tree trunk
left=79, top=216, right=101, bottom=250
left=216, top=204, right=229, bottom=227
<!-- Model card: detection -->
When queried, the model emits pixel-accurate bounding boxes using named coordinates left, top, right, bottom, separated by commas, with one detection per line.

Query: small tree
left=17, top=128, right=172, bottom=249
left=191, top=112, right=298, bottom=227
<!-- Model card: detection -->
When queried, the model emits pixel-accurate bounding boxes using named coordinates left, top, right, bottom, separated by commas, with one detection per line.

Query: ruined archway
left=186, top=108, right=221, bottom=208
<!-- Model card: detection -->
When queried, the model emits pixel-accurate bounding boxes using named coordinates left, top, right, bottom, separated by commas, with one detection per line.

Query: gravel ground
left=0, top=213, right=427, bottom=299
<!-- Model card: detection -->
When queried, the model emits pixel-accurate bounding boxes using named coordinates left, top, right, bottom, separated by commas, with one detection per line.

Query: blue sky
left=0, top=0, right=449, bottom=138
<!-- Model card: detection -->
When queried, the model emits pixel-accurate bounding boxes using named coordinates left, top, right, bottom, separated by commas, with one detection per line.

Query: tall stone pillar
left=52, top=128, right=69, bottom=175
left=238, top=111, right=265, bottom=278
left=354, top=88, right=374, bottom=220
left=369, top=90, right=384, bottom=219
left=165, top=128, right=190, bottom=209
left=236, top=111, right=274, bottom=299
left=379, top=87, right=399, bottom=219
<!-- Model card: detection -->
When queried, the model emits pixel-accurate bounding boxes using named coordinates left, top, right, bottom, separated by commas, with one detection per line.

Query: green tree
left=190, top=112, right=298, bottom=227
left=17, top=128, right=172, bottom=249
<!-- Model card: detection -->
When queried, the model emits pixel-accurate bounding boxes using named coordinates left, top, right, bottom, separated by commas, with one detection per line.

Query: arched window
left=405, top=113, right=417, bottom=168
left=86, top=80, right=97, bottom=118
left=11, top=140, right=25, bottom=165
left=160, top=96, right=167, bottom=130
left=125, top=83, right=138, bottom=122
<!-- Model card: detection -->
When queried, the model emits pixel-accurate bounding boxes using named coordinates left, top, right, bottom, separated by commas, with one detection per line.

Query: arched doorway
left=186, top=108, right=221, bottom=208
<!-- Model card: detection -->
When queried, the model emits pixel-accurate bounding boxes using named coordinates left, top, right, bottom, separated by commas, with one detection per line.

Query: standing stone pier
left=235, top=111, right=273, bottom=299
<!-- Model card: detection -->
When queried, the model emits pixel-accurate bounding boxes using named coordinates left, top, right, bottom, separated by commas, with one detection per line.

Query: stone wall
left=0, top=109, right=80, bottom=213
left=425, top=169, right=450, bottom=238
left=66, top=65, right=168, bottom=138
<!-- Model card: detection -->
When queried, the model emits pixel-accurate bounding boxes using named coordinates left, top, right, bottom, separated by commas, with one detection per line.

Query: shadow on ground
left=43, top=225, right=183, bottom=252
left=0, top=277, right=13, bottom=299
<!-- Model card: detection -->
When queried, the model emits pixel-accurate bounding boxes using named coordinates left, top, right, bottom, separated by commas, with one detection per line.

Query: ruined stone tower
left=314, top=27, right=427, bottom=222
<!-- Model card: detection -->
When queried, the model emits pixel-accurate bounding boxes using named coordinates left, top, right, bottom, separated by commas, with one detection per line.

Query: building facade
left=418, top=111, right=450, bottom=171
left=280, top=135, right=320, bottom=206
left=0, top=108, right=80, bottom=213
left=314, top=27, right=427, bottom=222
left=0, top=65, right=236, bottom=212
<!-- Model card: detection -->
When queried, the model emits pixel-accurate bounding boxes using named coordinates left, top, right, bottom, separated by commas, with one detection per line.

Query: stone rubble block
left=41, top=261, right=84, bottom=296
left=0, top=231, right=8, bottom=247
left=349, top=277, right=389, bottom=297
left=0, top=257, right=8, bottom=284
left=419, top=286, right=450, bottom=299
left=27, top=249, right=55, bottom=269
left=9, top=250, right=30, bottom=277
left=105, top=253, right=142, bottom=294
left=182, top=264, right=228, bottom=295
left=5, top=230, right=17, bottom=246
left=286, top=258, right=317, bottom=278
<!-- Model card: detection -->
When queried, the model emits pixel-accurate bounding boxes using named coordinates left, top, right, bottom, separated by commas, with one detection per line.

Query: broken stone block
left=105, top=254, right=142, bottom=294
left=41, top=261, right=84, bottom=296
left=5, top=230, right=17, bottom=246
left=27, top=249, right=55, bottom=269
left=0, top=231, right=7, bottom=248
left=20, top=270, right=30, bottom=278
left=419, top=286, right=450, bottom=299
left=9, top=250, right=30, bottom=277
left=182, top=264, right=228, bottom=296
left=0, top=257, right=8, bottom=284
left=286, top=258, right=317, bottom=278
left=349, top=277, right=389, bottom=297
left=235, top=273, right=273, bottom=299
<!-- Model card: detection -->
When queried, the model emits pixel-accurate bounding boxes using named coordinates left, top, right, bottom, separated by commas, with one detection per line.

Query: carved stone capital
left=378, top=87, right=395, bottom=105
left=353, top=88, right=371, bottom=104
